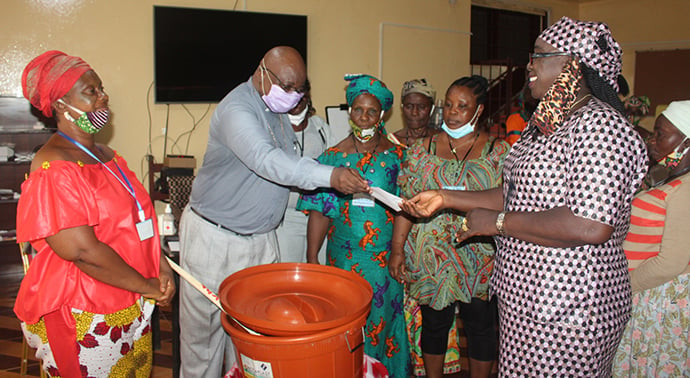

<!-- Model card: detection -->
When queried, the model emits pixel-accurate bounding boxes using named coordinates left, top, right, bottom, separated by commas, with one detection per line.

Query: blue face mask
left=441, top=105, right=480, bottom=139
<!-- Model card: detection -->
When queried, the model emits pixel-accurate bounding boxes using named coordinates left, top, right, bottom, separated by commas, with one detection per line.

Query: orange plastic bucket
left=218, top=263, right=372, bottom=336
left=219, top=263, right=373, bottom=377
left=221, top=310, right=367, bottom=377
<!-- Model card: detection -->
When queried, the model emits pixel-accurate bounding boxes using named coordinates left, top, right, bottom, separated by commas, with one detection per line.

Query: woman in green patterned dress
left=297, top=74, right=410, bottom=377
left=390, top=76, right=509, bottom=378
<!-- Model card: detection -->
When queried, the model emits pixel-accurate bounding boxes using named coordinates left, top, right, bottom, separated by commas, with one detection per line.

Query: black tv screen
left=154, top=6, right=307, bottom=103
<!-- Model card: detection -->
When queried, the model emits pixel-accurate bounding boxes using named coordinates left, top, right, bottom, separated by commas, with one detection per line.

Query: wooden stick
left=164, top=256, right=261, bottom=335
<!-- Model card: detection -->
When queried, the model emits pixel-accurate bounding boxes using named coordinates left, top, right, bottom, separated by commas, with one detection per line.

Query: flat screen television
left=153, top=6, right=307, bottom=104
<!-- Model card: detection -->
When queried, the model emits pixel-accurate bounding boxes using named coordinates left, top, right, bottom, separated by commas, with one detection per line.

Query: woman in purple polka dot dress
left=400, top=17, right=648, bottom=377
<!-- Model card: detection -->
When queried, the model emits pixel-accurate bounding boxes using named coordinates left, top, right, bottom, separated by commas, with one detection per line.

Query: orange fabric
left=14, top=154, right=160, bottom=324
left=629, top=214, right=664, bottom=227
left=505, top=113, right=527, bottom=146
left=22, top=50, right=92, bottom=117
left=624, top=177, right=687, bottom=271
left=632, top=197, right=666, bottom=215
left=646, top=188, right=669, bottom=200
left=624, top=233, right=663, bottom=244
left=624, top=250, right=662, bottom=261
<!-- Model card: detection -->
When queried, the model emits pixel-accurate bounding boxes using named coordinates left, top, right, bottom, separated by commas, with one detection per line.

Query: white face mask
left=288, top=106, right=309, bottom=126
left=441, top=105, right=480, bottom=139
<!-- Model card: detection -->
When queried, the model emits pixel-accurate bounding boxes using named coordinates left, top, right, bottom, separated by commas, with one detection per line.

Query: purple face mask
left=260, top=61, right=304, bottom=113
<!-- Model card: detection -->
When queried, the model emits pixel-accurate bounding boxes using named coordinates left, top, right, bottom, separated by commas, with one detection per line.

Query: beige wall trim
left=472, top=0, right=548, bottom=16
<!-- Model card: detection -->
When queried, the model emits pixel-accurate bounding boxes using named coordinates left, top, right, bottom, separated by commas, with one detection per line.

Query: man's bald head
left=253, top=46, right=306, bottom=96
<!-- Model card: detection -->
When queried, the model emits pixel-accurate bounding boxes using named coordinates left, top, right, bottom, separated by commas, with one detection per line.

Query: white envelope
left=370, top=187, right=403, bottom=212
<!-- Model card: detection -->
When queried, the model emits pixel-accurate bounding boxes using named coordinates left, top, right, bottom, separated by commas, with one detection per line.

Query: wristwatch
left=495, top=211, right=507, bottom=236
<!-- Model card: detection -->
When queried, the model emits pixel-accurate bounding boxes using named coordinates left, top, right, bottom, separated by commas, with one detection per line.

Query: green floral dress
left=398, top=136, right=509, bottom=308
left=397, top=136, right=509, bottom=375
left=612, top=275, right=690, bottom=377
left=297, top=144, right=410, bottom=378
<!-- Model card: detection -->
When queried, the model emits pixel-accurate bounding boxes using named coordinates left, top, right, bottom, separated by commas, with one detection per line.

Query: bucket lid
left=219, top=263, right=373, bottom=336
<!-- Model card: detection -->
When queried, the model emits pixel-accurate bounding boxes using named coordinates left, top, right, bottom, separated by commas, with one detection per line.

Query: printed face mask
left=260, top=60, right=304, bottom=113
left=530, top=58, right=582, bottom=136
left=58, top=99, right=110, bottom=134
left=348, top=108, right=385, bottom=142
left=349, top=119, right=378, bottom=142
left=288, top=105, right=309, bottom=125
left=441, top=105, right=480, bottom=139
left=657, top=138, right=690, bottom=169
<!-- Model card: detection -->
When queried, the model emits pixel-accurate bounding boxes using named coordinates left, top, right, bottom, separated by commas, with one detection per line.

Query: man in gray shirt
left=178, top=46, right=368, bottom=377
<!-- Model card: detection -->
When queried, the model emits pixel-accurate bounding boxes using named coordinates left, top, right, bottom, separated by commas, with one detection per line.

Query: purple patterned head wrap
left=539, top=17, right=622, bottom=92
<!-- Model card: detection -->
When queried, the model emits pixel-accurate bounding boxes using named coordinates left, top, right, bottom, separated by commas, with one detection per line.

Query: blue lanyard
left=57, top=131, right=146, bottom=222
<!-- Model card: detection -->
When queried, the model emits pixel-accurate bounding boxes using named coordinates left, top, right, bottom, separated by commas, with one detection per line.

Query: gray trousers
left=178, top=205, right=279, bottom=377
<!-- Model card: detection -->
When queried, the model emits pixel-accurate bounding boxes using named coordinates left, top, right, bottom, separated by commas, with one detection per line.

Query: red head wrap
left=21, top=50, right=92, bottom=117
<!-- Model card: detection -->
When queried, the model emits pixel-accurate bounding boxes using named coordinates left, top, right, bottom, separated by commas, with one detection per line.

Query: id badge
left=352, top=192, right=375, bottom=207
left=136, top=218, right=154, bottom=241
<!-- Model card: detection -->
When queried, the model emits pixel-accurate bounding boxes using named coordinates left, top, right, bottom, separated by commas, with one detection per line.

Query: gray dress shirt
left=188, top=78, right=333, bottom=234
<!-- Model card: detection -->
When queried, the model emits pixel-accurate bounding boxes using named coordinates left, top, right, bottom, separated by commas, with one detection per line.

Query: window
left=471, top=5, right=545, bottom=65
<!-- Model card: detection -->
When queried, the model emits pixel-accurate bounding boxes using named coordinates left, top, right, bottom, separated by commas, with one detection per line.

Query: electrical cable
left=146, top=81, right=154, bottom=156
left=163, top=104, right=170, bottom=158
left=171, top=104, right=211, bottom=154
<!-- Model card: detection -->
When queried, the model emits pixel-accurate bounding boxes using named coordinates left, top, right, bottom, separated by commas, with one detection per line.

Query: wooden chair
left=18, top=241, right=47, bottom=378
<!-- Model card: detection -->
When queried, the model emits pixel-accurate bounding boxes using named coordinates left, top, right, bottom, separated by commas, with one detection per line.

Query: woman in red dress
left=15, top=50, right=175, bottom=377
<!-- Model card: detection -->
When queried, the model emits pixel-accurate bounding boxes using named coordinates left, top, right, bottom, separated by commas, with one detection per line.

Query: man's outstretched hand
left=330, top=167, right=370, bottom=194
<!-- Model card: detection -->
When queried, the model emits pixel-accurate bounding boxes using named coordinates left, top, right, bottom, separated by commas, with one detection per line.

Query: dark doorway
left=634, top=49, right=690, bottom=111
left=471, top=5, right=545, bottom=65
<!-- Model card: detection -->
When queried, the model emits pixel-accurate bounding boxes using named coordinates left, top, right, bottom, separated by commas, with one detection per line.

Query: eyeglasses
left=528, top=52, right=571, bottom=65
left=262, top=66, right=306, bottom=94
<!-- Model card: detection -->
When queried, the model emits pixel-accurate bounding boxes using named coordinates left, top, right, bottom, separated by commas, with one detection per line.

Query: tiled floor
left=0, top=252, right=174, bottom=378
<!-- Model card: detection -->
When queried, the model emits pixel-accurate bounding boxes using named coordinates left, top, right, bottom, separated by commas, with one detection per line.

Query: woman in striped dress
left=612, top=100, right=690, bottom=377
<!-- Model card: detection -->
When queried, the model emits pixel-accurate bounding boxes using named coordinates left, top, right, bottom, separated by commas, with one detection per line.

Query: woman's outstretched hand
left=400, top=190, right=444, bottom=218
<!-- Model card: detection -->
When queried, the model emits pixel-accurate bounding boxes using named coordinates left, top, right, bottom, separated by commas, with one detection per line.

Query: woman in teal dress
left=298, top=74, right=410, bottom=377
